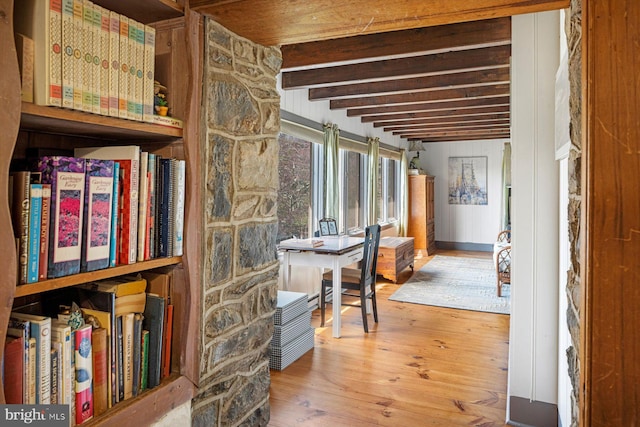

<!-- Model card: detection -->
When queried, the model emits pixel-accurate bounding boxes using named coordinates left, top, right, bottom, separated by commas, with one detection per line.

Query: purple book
left=36, top=156, right=86, bottom=278
left=81, top=159, right=115, bottom=272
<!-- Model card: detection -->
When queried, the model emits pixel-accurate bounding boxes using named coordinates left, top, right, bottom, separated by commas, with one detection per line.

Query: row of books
left=14, top=0, right=157, bottom=123
left=9, top=146, right=185, bottom=284
left=3, top=273, right=175, bottom=425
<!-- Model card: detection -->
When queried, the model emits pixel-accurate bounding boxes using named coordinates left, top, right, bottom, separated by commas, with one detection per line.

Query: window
left=382, top=157, right=398, bottom=222
left=343, top=150, right=364, bottom=232
left=277, top=133, right=312, bottom=241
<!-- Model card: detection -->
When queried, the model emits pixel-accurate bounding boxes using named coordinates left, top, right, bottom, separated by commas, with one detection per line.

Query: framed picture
left=319, top=218, right=338, bottom=236
left=448, top=156, right=488, bottom=205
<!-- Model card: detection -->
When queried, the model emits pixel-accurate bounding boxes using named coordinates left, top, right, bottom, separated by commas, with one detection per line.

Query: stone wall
left=566, top=1, right=582, bottom=426
left=192, top=18, right=282, bottom=427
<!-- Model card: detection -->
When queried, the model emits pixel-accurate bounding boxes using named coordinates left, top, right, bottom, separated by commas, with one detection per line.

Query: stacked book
left=270, top=291, right=314, bottom=371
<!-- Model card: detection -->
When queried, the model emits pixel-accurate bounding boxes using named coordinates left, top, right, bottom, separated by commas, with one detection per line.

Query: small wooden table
left=377, top=237, right=415, bottom=283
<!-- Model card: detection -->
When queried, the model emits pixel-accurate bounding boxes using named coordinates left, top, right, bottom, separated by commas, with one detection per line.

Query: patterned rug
left=388, top=255, right=510, bottom=315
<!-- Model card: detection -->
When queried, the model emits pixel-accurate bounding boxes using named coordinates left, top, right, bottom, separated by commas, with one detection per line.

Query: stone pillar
left=566, top=1, right=582, bottom=426
left=192, top=19, right=282, bottom=427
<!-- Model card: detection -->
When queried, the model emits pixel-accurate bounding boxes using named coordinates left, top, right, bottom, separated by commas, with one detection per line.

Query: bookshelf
left=0, top=1, right=202, bottom=425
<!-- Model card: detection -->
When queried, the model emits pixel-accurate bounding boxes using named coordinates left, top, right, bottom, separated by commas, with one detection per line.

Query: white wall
left=509, top=9, right=560, bottom=414
left=420, top=139, right=506, bottom=245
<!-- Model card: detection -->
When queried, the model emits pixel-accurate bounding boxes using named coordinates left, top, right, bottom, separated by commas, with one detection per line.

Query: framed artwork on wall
left=448, top=156, right=488, bottom=205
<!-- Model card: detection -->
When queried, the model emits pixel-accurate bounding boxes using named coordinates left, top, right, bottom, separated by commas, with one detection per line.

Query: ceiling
left=190, top=0, right=568, bottom=144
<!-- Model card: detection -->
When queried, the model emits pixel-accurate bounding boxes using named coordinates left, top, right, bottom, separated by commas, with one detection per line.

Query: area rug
left=388, top=255, right=510, bottom=314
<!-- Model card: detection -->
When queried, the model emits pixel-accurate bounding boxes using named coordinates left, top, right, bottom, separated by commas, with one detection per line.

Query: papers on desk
left=278, top=238, right=324, bottom=250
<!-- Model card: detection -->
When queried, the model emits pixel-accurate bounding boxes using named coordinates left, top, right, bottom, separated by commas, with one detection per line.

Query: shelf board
left=94, top=0, right=184, bottom=24
left=20, top=103, right=183, bottom=142
left=86, top=374, right=194, bottom=426
left=14, top=257, right=182, bottom=298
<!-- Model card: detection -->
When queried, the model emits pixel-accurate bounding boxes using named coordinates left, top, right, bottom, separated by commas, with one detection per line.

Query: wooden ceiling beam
left=191, top=0, right=568, bottom=46
left=385, top=119, right=511, bottom=132
left=399, top=128, right=510, bottom=138
left=394, top=124, right=510, bottom=135
left=349, top=96, right=510, bottom=117
left=309, top=67, right=510, bottom=100
left=281, top=18, right=511, bottom=69
left=418, top=134, right=511, bottom=143
left=282, top=45, right=511, bottom=89
left=365, top=106, right=511, bottom=124
left=330, top=83, right=510, bottom=109
left=374, top=113, right=510, bottom=127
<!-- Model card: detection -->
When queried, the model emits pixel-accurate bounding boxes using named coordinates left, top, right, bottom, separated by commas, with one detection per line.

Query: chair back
left=360, top=224, right=382, bottom=289
left=497, top=246, right=511, bottom=280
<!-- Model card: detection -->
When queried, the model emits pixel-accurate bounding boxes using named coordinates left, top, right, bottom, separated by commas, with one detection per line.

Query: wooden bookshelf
left=1, top=0, right=202, bottom=423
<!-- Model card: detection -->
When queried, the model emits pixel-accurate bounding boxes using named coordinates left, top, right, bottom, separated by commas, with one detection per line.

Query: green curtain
left=501, top=142, right=512, bottom=230
left=366, top=137, right=380, bottom=226
left=398, top=149, right=409, bottom=237
left=323, top=123, right=340, bottom=221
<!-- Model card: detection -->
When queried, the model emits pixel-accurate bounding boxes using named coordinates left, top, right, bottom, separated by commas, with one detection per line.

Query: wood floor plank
left=269, top=250, right=509, bottom=426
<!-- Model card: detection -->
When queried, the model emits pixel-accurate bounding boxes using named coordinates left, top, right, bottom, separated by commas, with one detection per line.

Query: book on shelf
left=91, top=326, right=109, bottom=416
left=27, top=183, right=43, bottom=283
left=109, top=161, right=120, bottom=267
left=14, top=0, right=63, bottom=107
left=74, top=145, right=140, bottom=265
left=74, top=323, right=93, bottom=425
left=173, top=159, right=186, bottom=257
left=162, top=304, right=174, bottom=379
left=36, top=156, right=86, bottom=278
left=14, top=32, right=34, bottom=103
left=81, top=0, right=95, bottom=114
left=50, top=344, right=60, bottom=404
left=141, top=269, right=173, bottom=379
left=142, top=293, right=165, bottom=389
left=132, top=19, right=145, bottom=121
left=114, top=292, right=146, bottom=317
left=118, top=14, right=129, bottom=119
left=50, top=319, right=73, bottom=409
left=140, top=330, right=149, bottom=392
left=96, top=4, right=110, bottom=116
left=158, top=158, right=174, bottom=257
left=7, top=318, right=31, bottom=404
left=107, top=10, right=120, bottom=117
left=27, top=337, right=37, bottom=404
left=126, top=17, right=137, bottom=120
left=142, top=24, right=156, bottom=123
left=61, top=0, right=75, bottom=109
left=10, top=171, right=31, bottom=285
left=122, top=312, right=135, bottom=400
left=3, top=335, right=25, bottom=404
left=137, top=151, right=149, bottom=262
left=147, top=154, right=157, bottom=260
left=90, top=3, right=103, bottom=115
left=39, top=184, right=52, bottom=280
left=116, top=315, right=124, bottom=401
left=10, top=312, right=51, bottom=404
left=132, top=313, right=143, bottom=397
left=81, top=158, right=115, bottom=272
left=72, top=0, right=84, bottom=110
left=81, top=274, right=147, bottom=297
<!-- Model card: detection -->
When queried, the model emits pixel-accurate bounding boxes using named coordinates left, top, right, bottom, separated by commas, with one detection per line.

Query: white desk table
left=278, top=236, right=364, bottom=338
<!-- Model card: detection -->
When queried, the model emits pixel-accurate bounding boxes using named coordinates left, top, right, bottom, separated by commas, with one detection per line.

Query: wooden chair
left=496, top=245, right=511, bottom=297
left=320, top=224, right=381, bottom=333
left=497, top=230, right=511, bottom=244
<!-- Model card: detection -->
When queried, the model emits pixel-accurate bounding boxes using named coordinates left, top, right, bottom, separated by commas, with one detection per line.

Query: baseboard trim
left=507, top=396, right=558, bottom=427
left=435, top=241, right=493, bottom=252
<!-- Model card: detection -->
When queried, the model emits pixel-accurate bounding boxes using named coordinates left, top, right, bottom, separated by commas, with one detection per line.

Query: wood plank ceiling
left=190, top=0, right=568, bottom=144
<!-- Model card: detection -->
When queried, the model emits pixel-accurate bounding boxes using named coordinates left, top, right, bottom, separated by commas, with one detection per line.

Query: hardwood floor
left=269, top=250, right=510, bottom=426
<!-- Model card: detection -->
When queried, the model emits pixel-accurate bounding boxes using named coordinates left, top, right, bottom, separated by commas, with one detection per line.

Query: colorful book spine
left=72, top=0, right=84, bottom=110
left=108, top=11, right=120, bottom=117
left=158, top=158, right=174, bottom=257
left=116, top=315, right=124, bottom=401
left=27, top=337, right=37, bottom=404
left=81, top=158, right=115, bottom=272
left=97, top=4, right=110, bottom=115
left=127, top=18, right=138, bottom=120
left=137, top=151, right=148, bottom=262
left=118, top=14, right=129, bottom=119
left=142, top=25, right=156, bottom=123
left=10, top=312, right=51, bottom=404
left=134, top=20, right=145, bottom=121
left=36, top=156, right=86, bottom=278
left=162, top=304, right=173, bottom=379
left=123, top=312, right=134, bottom=400
left=14, top=0, right=63, bottom=106
left=109, top=162, right=119, bottom=267
left=81, top=0, right=94, bottom=112
left=61, top=0, right=74, bottom=108
left=147, top=154, right=156, bottom=259
left=50, top=344, right=60, bottom=404
left=173, top=160, right=186, bottom=257
left=10, top=171, right=31, bottom=285
left=90, top=2, right=102, bottom=114
left=39, top=184, right=52, bottom=280
left=75, top=324, right=94, bottom=424
left=7, top=318, right=31, bottom=404
left=92, top=327, right=108, bottom=416
left=140, top=330, right=149, bottom=391
left=27, top=183, right=43, bottom=283
left=50, top=320, right=73, bottom=410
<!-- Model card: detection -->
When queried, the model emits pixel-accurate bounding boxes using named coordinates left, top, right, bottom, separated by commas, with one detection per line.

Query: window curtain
left=501, top=142, right=512, bottom=230
left=366, top=137, right=380, bottom=226
left=323, top=123, right=340, bottom=220
left=398, top=149, right=409, bottom=237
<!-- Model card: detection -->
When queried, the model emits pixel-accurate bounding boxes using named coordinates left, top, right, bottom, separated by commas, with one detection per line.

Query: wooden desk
left=377, top=237, right=415, bottom=283
left=278, top=236, right=364, bottom=338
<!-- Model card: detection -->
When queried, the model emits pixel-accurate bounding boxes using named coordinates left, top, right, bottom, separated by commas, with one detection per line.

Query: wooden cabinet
left=0, top=1, right=202, bottom=425
left=407, top=175, right=436, bottom=256
left=377, top=237, right=415, bottom=283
